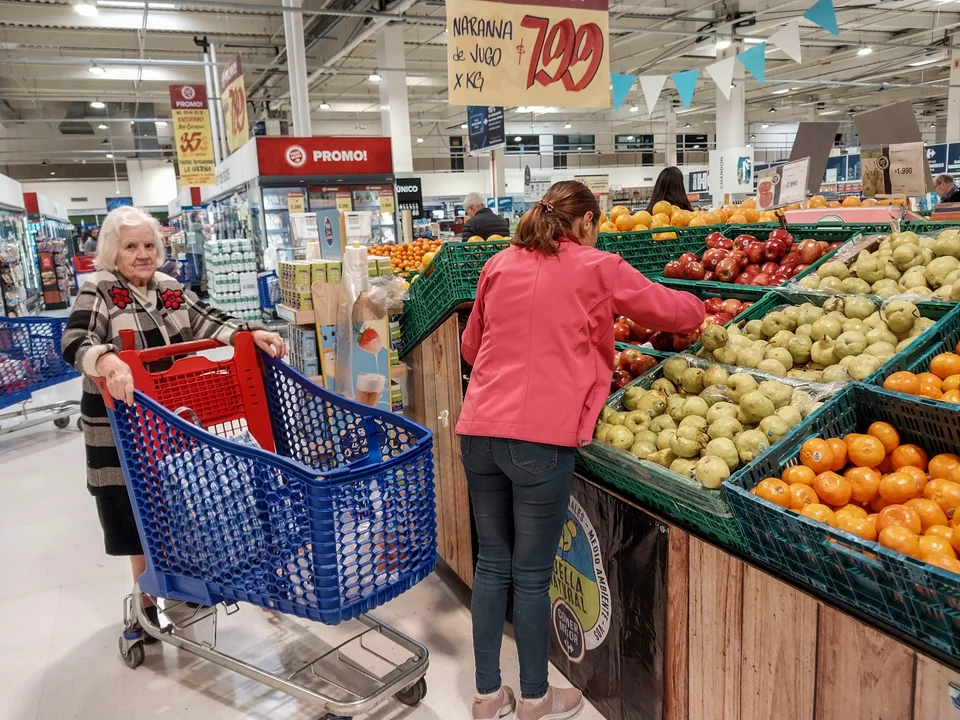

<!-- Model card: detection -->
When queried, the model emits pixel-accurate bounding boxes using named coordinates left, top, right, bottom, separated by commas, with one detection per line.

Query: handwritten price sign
left=219, top=54, right=249, bottom=154
left=447, top=0, right=611, bottom=108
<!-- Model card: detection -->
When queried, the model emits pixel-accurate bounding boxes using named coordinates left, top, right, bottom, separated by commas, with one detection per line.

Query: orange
left=928, top=453, right=960, bottom=480
left=918, top=372, right=943, bottom=390
left=653, top=212, right=672, bottom=226
left=834, top=504, right=868, bottom=519
left=876, top=454, right=895, bottom=474
left=755, top=478, right=792, bottom=508
left=918, top=383, right=943, bottom=400
left=949, top=466, right=960, bottom=484
left=883, top=371, right=920, bottom=396
left=942, top=375, right=960, bottom=393
left=942, top=390, right=960, bottom=404
left=866, top=422, right=899, bottom=454
left=924, top=553, right=960, bottom=574
left=847, top=435, right=886, bottom=468
left=878, top=526, right=923, bottom=559
left=800, top=503, right=836, bottom=525
left=651, top=200, right=673, bottom=217
left=846, top=467, right=881, bottom=504
left=871, top=495, right=894, bottom=513
left=879, top=472, right=922, bottom=504
left=599, top=221, right=618, bottom=234
left=930, top=353, right=960, bottom=380
left=925, top=525, right=954, bottom=539
left=925, top=480, right=960, bottom=515
left=800, top=439, right=835, bottom=474
left=789, top=483, right=820, bottom=511
left=615, top=214, right=635, bottom=232
left=905, top=498, right=949, bottom=531
left=783, top=465, right=816, bottom=486
left=836, top=514, right=878, bottom=541
left=814, top=471, right=852, bottom=507
left=876, top=504, right=923, bottom=535
left=726, top=214, right=748, bottom=225
left=891, top=444, right=929, bottom=471
left=843, top=433, right=866, bottom=446
left=826, top=438, right=848, bottom=471
left=919, top=535, right=957, bottom=558
left=632, top=210, right=653, bottom=227
left=951, top=527, right=960, bottom=556
left=897, top=465, right=929, bottom=493
left=610, top=205, right=629, bottom=220
left=862, top=514, right=878, bottom=540
left=702, top=211, right=721, bottom=225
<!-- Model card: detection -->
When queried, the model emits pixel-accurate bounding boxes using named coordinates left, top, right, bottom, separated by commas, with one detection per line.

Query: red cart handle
left=118, top=328, right=224, bottom=362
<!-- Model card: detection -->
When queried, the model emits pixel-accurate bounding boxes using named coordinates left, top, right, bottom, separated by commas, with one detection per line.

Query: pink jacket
left=456, top=240, right=705, bottom=447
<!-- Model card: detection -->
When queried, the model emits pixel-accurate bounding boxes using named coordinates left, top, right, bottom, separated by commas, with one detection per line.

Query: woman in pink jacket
left=458, top=181, right=704, bottom=720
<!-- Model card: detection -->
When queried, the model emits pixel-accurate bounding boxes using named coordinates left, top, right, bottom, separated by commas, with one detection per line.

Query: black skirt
left=95, top=486, right=143, bottom=556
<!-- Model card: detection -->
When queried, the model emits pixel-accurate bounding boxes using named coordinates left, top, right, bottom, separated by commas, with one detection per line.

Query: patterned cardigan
left=62, top=270, right=260, bottom=494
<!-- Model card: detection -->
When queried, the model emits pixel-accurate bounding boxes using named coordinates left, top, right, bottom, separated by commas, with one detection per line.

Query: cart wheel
left=118, top=637, right=144, bottom=669
left=395, top=678, right=426, bottom=707
left=53, top=416, right=70, bottom=429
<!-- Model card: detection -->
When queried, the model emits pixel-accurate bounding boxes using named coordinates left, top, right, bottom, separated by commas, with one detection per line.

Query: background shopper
left=457, top=180, right=704, bottom=720
left=935, top=173, right=960, bottom=203
left=83, top=226, right=100, bottom=255
left=646, top=166, right=693, bottom=213
left=62, top=206, right=285, bottom=636
left=461, top=191, right=511, bottom=241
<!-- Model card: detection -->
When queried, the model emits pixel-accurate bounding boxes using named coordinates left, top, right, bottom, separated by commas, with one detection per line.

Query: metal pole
left=282, top=0, right=312, bottom=137
left=202, top=51, right=223, bottom=165
left=209, top=43, right=229, bottom=160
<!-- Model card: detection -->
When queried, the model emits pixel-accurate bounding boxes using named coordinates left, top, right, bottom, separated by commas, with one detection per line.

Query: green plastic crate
left=728, top=222, right=895, bottom=238
left=902, top=220, right=960, bottom=235
left=724, top=383, right=960, bottom=661
left=613, top=342, right=674, bottom=361
left=868, top=302, right=960, bottom=393
left=596, top=226, right=714, bottom=277
left=399, top=240, right=509, bottom=355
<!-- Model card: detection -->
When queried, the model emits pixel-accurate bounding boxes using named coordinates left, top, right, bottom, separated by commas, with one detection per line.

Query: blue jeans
left=459, top=435, right=576, bottom=700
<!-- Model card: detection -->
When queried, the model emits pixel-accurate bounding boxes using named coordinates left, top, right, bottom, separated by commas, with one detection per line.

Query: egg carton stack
left=204, top=238, right=261, bottom=322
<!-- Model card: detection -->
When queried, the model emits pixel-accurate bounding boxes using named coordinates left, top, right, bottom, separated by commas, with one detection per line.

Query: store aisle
left=0, top=377, right=601, bottom=720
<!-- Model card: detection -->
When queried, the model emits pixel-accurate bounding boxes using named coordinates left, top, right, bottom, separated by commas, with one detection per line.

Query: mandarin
left=826, top=438, right=848, bottom=471
left=918, top=372, right=943, bottom=390
left=929, top=454, right=960, bottom=480
left=905, top=498, right=949, bottom=531
left=834, top=504, right=868, bottom=519
left=789, top=483, right=820, bottom=511
left=867, top=422, right=899, bottom=454
left=877, top=504, right=923, bottom=535
left=836, top=515, right=878, bottom=542
left=925, top=553, right=960, bottom=574
left=878, top=526, right=923, bottom=559
left=919, top=535, right=957, bottom=558
left=883, top=371, right=920, bottom=395
left=925, top=480, right=960, bottom=515
left=848, top=435, right=886, bottom=468
left=930, top=353, right=960, bottom=380
left=755, top=478, right=792, bottom=508
left=783, top=465, right=816, bottom=486
left=800, top=503, right=835, bottom=525
left=926, top=525, right=954, bottom=539
left=814, top=471, right=852, bottom=507
left=891, top=444, right=929, bottom=471
left=879, top=472, right=922, bottom=504
left=846, top=466, right=881, bottom=504
left=800, top=438, right=835, bottom=474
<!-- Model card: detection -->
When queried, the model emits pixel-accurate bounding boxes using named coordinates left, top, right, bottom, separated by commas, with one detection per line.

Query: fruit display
left=700, top=296, right=935, bottom=382
left=756, top=422, right=960, bottom=575
left=598, top=199, right=778, bottom=239
left=661, top=230, right=844, bottom=286
left=369, top=238, right=444, bottom=274
left=798, top=229, right=960, bottom=300
left=611, top=346, right=660, bottom=390
left=614, top=296, right=754, bottom=353
left=594, top=355, right=828, bottom=490
left=882, top=343, right=960, bottom=403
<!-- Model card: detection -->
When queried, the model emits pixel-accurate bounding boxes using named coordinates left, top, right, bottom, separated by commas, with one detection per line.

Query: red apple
left=793, top=263, right=810, bottom=276
left=751, top=272, right=773, bottom=286
left=715, top=257, right=740, bottom=283
left=704, top=297, right=724, bottom=314
left=733, top=234, right=757, bottom=249
left=612, top=369, right=633, bottom=388
left=706, top=235, right=719, bottom=249
left=797, top=238, right=823, bottom=264
left=704, top=271, right=716, bottom=281
left=827, top=241, right=844, bottom=251
left=817, top=240, right=830, bottom=254
left=614, top=323, right=632, bottom=342
left=746, top=242, right=766, bottom=264
left=716, top=237, right=734, bottom=250
left=761, top=261, right=780, bottom=275
left=705, top=231, right=726, bottom=247
left=764, top=239, right=789, bottom=262
left=768, top=228, right=793, bottom=243
left=650, top=331, right=674, bottom=351
left=771, top=272, right=791, bottom=285
left=720, top=299, right=743, bottom=317
left=701, top=248, right=729, bottom=270
left=678, top=252, right=700, bottom=267
left=744, top=263, right=761, bottom=277
left=683, top=261, right=706, bottom=281
left=740, top=302, right=753, bottom=311
left=617, top=347, right=641, bottom=369
left=663, top=261, right=684, bottom=278
left=780, top=251, right=801, bottom=267
left=713, top=312, right=734, bottom=325
left=701, top=315, right=721, bottom=330
left=735, top=272, right=752, bottom=285
left=630, top=355, right=656, bottom=377
left=729, top=249, right=748, bottom=269
left=671, top=332, right=698, bottom=351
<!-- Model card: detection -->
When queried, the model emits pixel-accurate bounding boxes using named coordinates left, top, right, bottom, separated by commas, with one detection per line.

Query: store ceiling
left=0, top=0, right=958, bottom=180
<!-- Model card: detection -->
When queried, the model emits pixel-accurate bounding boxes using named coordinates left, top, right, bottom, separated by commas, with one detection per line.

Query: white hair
left=95, top=205, right=165, bottom=273
left=463, top=192, right=486, bottom=211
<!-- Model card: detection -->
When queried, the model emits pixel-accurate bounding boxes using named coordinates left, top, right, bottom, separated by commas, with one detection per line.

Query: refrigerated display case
left=21, top=192, right=70, bottom=309
left=167, top=189, right=210, bottom=288
left=0, top=204, right=30, bottom=317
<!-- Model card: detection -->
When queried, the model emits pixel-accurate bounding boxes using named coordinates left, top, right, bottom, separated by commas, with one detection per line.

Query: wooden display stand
left=404, top=314, right=960, bottom=717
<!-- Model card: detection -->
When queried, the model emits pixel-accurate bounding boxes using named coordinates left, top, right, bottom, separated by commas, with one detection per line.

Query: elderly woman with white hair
left=63, top=205, right=285, bottom=634
left=461, top=191, right=511, bottom=241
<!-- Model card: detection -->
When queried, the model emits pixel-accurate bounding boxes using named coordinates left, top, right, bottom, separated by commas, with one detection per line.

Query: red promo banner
left=255, top=137, right=393, bottom=176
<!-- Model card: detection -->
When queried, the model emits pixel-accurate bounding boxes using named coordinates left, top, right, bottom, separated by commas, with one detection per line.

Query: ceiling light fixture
left=416, top=137, right=423, bottom=143
left=761, top=123, right=770, bottom=129
left=626, top=135, right=634, bottom=140
left=50, top=171, right=56, bottom=175
left=96, top=1, right=176, bottom=7
left=368, top=72, right=382, bottom=82
left=819, top=110, right=840, bottom=116
left=772, top=88, right=789, bottom=95
left=154, top=120, right=167, bottom=127
left=90, top=100, right=105, bottom=109
left=743, top=37, right=764, bottom=44
left=909, top=56, right=944, bottom=67
left=768, top=107, right=777, bottom=113
left=629, top=105, right=639, bottom=112
left=517, top=106, right=528, bottom=113
left=577, top=146, right=583, bottom=150
left=857, top=47, right=873, bottom=56
left=514, top=136, right=522, bottom=141
left=930, top=122, right=937, bottom=128
left=74, top=2, right=98, bottom=15
left=106, top=153, right=114, bottom=158
left=460, top=123, right=467, bottom=129
left=715, top=39, right=732, bottom=50
left=88, top=63, right=106, bottom=75
left=564, top=122, right=571, bottom=129
left=684, top=122, right=692, bottom=128
left=750, top=134, right=756, bottom=139
left=97, top=123, right=108, bottom=130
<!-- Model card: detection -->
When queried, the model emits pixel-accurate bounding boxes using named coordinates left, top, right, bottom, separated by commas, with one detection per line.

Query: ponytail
left=513, top=180, right=601, bottom=257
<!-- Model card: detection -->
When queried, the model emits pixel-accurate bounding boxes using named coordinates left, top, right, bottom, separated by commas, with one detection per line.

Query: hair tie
left=537, top=200, right=554, bottom=213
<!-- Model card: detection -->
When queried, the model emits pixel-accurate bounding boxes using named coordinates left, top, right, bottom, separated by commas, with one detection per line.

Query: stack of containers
left=204, top=238, right=260, bottom=322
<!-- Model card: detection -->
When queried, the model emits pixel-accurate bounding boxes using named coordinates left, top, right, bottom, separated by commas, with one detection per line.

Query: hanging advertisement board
left=467, top=106, right=505, bottom=155
left=169, top=84, right=216, bottom=186
left=220, top=54, right=249, bottom=155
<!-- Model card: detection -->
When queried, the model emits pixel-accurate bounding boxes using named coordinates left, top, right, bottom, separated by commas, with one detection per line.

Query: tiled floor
left=1, top=376, right=602, bottom=720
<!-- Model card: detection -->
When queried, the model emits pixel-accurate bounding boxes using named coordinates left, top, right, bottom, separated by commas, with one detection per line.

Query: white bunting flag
left=705, top=57, right=736, bottom=100
left=769, top=20, right=802, bottom=63
left=638, top=75, right=667, bottom=116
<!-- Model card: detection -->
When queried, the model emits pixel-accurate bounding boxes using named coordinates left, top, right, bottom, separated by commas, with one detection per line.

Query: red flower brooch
left=160, top=288, right=185, bottom=311
left=108, top=286, right=132, bottom=309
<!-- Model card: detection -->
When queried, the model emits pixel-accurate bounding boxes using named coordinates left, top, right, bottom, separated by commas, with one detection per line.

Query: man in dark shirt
left=935, top=174, right=960, bottom=204
left=461, top=191, right=511, bottom=241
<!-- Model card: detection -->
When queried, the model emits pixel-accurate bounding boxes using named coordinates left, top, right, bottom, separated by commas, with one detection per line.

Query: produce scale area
left=399, top=217, right=960, bottom=720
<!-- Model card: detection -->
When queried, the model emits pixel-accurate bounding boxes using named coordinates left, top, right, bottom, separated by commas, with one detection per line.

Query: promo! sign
left=446, top=0, right=611, bottom=108
left=220, top=54, right=249, bottom=155
left=255, top=137, right=393, bottom=176
left=169, top=84, right=216, bottom=186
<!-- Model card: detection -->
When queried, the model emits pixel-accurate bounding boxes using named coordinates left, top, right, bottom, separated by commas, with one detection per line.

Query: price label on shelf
left=862, top=142, right=927, bottom=197
left=756, top=157, right=809, bottom=210
left=239, top=271, right=258, bottom=296
left=287, top=195, right=305, bottom=214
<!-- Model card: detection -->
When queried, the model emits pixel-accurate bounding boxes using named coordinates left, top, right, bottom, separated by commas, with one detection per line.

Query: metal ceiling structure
left=1, top=0, right=959, bottom=180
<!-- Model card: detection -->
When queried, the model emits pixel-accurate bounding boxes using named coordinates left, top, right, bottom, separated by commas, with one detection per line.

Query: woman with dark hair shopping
left=646, top=166, right=693, bottom=214
left=458, top=180, right=704, bottom=720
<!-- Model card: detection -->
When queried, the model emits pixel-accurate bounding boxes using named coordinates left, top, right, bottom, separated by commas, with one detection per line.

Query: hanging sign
left=524, top=179, right=551, bottom=201
left=220, top=54, right=249, bottom=155
left=927, top=143, right=948, bottom=176
left=396, top=178, right=424, bottom=218
left=446, top=0, right=611, bottom=108
left=947, top=143, right=960, bottom=174
left=709, top=146, right=754, bottom=196
left=169, top=84, right=216, bottom=186
left=575, top=174, right=610, bottom=195
left=862, top=142, right=927, bottom=197
left=757, top=157, right=809, bottom=210
left=467, top=105, right=506, bottom=155
left=688, top=170, right=709, bottom=194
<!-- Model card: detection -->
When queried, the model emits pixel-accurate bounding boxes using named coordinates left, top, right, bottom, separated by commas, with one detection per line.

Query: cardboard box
left=326, top=261, right=342, bottom=284
left=376, top=257, right=392, bottom=276
left=311, top=262, right=327, bottom=286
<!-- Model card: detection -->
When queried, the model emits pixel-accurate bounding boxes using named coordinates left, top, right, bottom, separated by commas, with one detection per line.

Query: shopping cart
left=0, top=316, right=80, bottom=434
left=99, top=330, right=436, bottom=718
